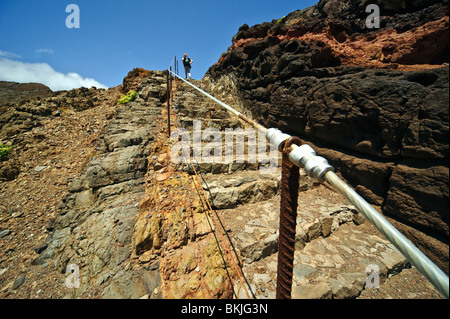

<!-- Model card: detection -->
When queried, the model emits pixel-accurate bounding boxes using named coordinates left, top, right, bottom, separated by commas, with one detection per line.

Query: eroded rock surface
left=33, top=71, right=166, bottom=298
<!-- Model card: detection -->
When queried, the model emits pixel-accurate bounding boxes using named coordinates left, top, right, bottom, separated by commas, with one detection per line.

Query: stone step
left=200, top=163, right=415, bottom=299
left=174, top=92, right=281, bottom=170
left=218, top=196, right=280, bottom=265
left=202, top=169, right=281, bottom=210
left=172, top=82, right=268, bottom=168
left=178, top=154, right=282, bottom=174
left=233, top=220, right=411, bottom=299
left=178, top=117, right=244, bottom=131
left=175, top=123, right=270, bottom=147
left=215, top=173, right=364, bottom=263
left=173, top=83, right=244, bottom=123
left=175, top=103, right=234, bottom=117
left=222, top=179, right=416, bottom=299
left=182, top=161, right=259, bottom=175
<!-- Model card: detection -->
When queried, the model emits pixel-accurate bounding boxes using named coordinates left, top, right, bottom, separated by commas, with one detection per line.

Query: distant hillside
left=0, top=81, right=53, bottom=106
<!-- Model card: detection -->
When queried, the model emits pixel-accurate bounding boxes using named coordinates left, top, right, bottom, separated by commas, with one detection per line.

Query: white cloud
left=35, top=48, right=55, bottom=55
left=0, top=50, right=21, bottom=59
left=0, top=57, right=108, bottom=91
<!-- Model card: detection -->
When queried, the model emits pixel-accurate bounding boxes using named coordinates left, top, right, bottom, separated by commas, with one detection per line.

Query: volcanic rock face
left=227, top=0, right=449, bottom=69
left=206, top=0, right=449, bottom=272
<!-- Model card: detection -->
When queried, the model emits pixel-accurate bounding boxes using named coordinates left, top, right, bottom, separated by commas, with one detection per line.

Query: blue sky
left=0, top=0, right=318, bottom=90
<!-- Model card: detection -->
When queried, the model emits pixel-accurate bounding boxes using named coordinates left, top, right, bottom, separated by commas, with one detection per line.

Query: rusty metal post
left=276, top=136, right=302, bottom=299
left=166, top=69, right=171, bottom=137
left=174, top=56, right=177, bottom=75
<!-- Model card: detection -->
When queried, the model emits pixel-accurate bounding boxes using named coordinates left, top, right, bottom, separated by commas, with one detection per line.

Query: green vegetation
left=277, top=16, right=286, bottom=24
left=0, top=143, right=12, bottom=161
left=117, top=90, right=138, bottom=105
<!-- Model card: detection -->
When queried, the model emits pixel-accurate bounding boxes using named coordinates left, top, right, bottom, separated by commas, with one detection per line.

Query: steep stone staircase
left=169, top=77, right=443, bottom=299
left=29, top=72, right=443, bottom=299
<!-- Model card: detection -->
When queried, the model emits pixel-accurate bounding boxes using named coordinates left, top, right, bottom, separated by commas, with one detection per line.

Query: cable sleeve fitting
left=266, top=128, right=292, bottom=151
left=289, top=144, right=334, bottom=183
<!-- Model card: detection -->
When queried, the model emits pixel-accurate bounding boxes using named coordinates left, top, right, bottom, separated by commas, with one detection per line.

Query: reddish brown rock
left=121, top=68, right=151, bottom=94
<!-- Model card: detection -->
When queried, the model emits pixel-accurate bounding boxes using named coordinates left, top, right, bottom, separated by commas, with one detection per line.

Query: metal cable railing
left=167, top=66, right=449, bottom=299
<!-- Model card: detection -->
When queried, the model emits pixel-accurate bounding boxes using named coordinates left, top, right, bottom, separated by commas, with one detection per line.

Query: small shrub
left=277, top=16, right=286, bottom=24
left=117, top=90, right=138, bottom=105
left=0, top=143, right=12, bottom=161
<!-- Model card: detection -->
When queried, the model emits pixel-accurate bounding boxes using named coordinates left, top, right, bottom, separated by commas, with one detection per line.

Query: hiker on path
left=182, top=53, right=193, bottom=79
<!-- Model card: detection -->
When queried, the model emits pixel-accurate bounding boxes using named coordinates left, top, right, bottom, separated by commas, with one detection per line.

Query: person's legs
left=187, top=65, right=191, bottom=79
left=184, top=65, right=189, bottom=79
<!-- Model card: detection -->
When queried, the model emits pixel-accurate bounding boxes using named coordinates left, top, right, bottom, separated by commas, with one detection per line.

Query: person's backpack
left=183, top=57, right=191, bottom=66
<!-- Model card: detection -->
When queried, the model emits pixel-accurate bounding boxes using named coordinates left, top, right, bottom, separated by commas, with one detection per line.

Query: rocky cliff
left=205, top=0, right=449, bottom=272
